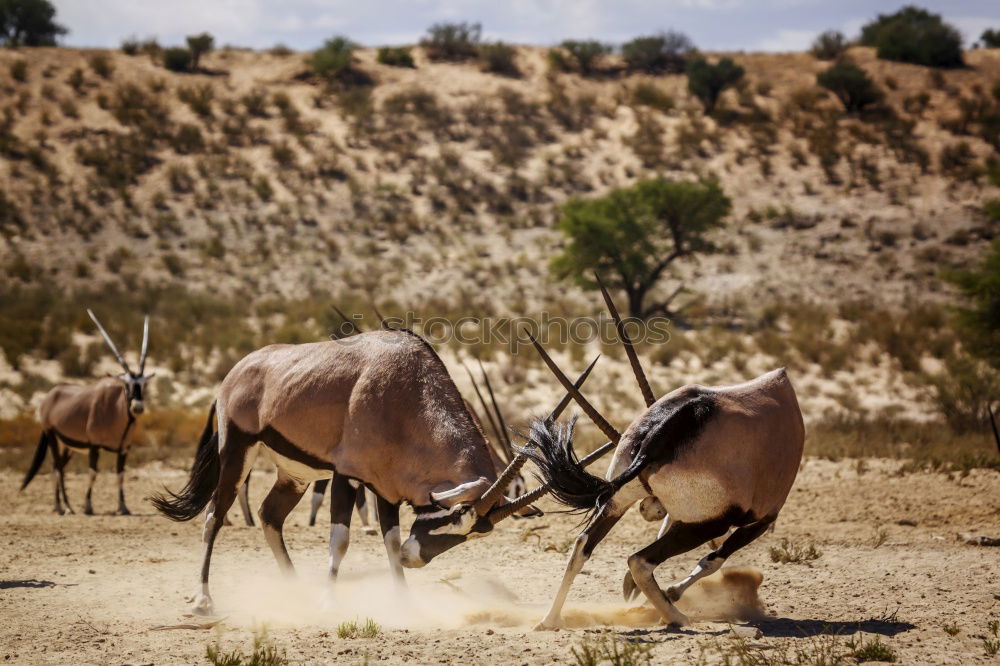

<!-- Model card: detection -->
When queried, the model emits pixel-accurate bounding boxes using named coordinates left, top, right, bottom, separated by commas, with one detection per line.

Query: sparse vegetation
left=551, top=40, right=611, bottom=76
left=9, top=58, right=26, bottom=82
left=769, top=538, right=822, bottom=564
left=310, top=36, right=358, bottom=80
left=572, top=634, right=652, bottom=666
left=163, top=47, right=194, bottom=73
left=848, top=635, right=897, bottom=662
left=336, top=618, right=381, bottom=639
left=205, top=628, right=288, bottom=666
left=478, top=41, right=519, bottom=77
left=186, top=32, right=214, bottom=69
left=88, top=53, right=113, bottom=79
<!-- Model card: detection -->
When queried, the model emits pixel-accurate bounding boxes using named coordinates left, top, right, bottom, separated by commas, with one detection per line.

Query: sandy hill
left=0, top=44, right=998, bottom=455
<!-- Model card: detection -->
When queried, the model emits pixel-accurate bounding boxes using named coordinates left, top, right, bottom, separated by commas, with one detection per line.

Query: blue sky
left=53, top=1, right=1000, bottom=52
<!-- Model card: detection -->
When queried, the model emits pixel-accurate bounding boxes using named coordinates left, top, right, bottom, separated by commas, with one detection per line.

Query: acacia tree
left=0, top=0, right=66, bottom=46
left=186, top=32, right=214, bottom=69
left=686, top=57, right=744, bottom=115
left=551, top=178, right=731, bottom=319
left=945, top=239, right=1000, bottom=369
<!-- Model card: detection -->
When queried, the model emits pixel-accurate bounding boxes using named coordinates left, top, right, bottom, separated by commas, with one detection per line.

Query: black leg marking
left=115, top=450, right=130, bottom=515
left=84, top=446, right=99, bottom=515
left=375, top=494, right=405, bottom=585
left=327, top=475, right=356, bottom=580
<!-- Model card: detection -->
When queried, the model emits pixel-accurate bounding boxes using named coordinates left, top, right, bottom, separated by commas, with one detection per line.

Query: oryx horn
left=332, top=305, right=363, bottom=334
left=138, top=315, right=150, bottom=375
left=472, top=358, right=601, bottom=516
left=464, top=364, right=507, bottom=463
left=595, top=272, right=655, bottom=408
left=524, top=329, right=620, bottom=443
left=990, top=404, right=1000, bottom=455
left=479, top=360, right=515, bottom=461
left=87, top=309, right=132, bottom=375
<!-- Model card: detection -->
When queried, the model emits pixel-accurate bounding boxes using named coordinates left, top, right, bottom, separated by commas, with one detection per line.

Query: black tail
left=519, top=418, right=646, bottom=517
left=20, top=430, right=51, bottom=491
left=149, top=402, right=219, bottom=521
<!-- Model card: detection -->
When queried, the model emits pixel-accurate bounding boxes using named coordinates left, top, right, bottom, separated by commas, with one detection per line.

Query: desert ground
left=2, top=457, right=998, bottom=665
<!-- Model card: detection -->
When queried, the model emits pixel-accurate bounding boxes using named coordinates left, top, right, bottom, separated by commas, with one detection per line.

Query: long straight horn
left=332, top=305, right=363, bottom=334
left=547, top=355, right=599, bottom=421
left=464, top=364, right=505, bottom=460
left=473, top=357, right=603, bottom=515
left=525, top=330, right=620, bottom=443
left=487, top=440, right=618, bottom=523
left=595, top=272, right=655, bottom=408
left=990, top=405, right=1000, bottom=455
left=372, top=304, right=388, bottom=329
left=478, top=360, right=515, bottom=461
left=138, top=315, right=150, bottom=375
left=87, top=309, right=132, bottom=374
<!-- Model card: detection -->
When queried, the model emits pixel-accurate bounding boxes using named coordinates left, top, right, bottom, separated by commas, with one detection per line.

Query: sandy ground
left=2, top=458, right=999, bottom=665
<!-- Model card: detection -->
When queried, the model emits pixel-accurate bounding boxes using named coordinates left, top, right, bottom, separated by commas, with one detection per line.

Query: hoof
left=664, top=585, right=681, bottom=602
left=117, top=507, right=132, bottom=516
left=533, top=619, right=561, bottom=632
left=191, top=594, right=215, bottom=616
left=84, top=506, right=94, bottom=516
left=622, top=572, right=640, bottom=602
left=664, top=605, right=690, bottom=627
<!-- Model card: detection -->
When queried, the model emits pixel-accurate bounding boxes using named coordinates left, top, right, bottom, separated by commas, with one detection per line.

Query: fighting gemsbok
left=520, top=276, right=805, bottom=629
left=151, top=327, right=594, bottom=615
left=21, top=309, right=152, bottom=516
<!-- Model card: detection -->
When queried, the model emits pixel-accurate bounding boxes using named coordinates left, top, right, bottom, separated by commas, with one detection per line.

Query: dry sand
left=2, top=458, right=999, bottom=664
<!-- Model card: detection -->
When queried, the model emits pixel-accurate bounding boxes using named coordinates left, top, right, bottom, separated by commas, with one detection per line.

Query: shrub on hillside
left=310, top=36, right=357, bottom=80
left=817, top=61, right=883, bottom=113
left=551, top=40, right=611, bottom=76
left=186, top=32, right=214, bottom=69
left=621, top=31, right=694, bottom=73
left=9, top=58, right=27, bottom=82
left=478, top=41, right=519, bottom=76
left=377, top=46, right=415, bottom=68
left=163, top=47, right=193, bottom=72
left=420, top=21, right=481, bottom=61
left=810, top=30, right=848, bottom=60
left=859, top=5, right=963, bottom=68
left=88, top=53, right=113, bottom=79
left=121, top=35, right=140, bottom=55
left=686, top=57, right=745, bottom=114
left=982, top=29, right=1000, bottom=49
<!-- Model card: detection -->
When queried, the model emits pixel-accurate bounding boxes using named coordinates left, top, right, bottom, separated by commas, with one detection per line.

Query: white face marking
left=427, top=507, right=476, bottom=536
left=418, top=503, right=465, bottom=521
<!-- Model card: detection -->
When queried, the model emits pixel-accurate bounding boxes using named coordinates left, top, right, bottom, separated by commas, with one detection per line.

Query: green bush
left=554, top=40, right=611, bottom=76
left=163, top=47, right=193, bottom=72
left=860, top=6, right=964, bottom=68
left=817, top=61, right=883, bottom=113
left=310, top=36, right=357, bottom=79
left=121, top=35, right=139, bottom=55
left=478, top=41, right=519, bottom=76
left=621, top=31, right=694, bottom=73
left=186, top=32, right=214, bottom=69
left=377, top=45, right=415, bottom=68
left=630, top=83, right=674, bottom=112
left=944, top=240, right=1000, bottom=369
left=811, top=30, right=848, bottom=60
left=0, top=0, right=66, bottom=46
left=421, top=21, right=481, bottom=61
left=686, top=57, right=745, bottom=114
left=982, top=29, right=1000, bottom=49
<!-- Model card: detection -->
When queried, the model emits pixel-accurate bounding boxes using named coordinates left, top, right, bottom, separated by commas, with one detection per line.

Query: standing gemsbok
left=21, top=310, right=152, bottom=516
left=519, top=277, right=805, bottom=629
left=151, top=328, right=596, bottom=615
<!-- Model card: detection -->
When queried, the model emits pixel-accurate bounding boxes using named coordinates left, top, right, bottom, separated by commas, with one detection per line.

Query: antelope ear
left=429, top=477, right=490, bottom=508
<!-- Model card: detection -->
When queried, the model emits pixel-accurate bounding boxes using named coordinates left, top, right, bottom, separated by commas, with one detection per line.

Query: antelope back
left=217, top=330, right=498, bottom=506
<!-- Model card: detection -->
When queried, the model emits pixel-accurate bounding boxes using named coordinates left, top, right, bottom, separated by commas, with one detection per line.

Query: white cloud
left=756, top=29, right=814, bottom=52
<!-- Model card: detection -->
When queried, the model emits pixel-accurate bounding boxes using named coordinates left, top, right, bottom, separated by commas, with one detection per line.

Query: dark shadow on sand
left=0, top=579, right=59, bottom=589
left=755, top=617, right=916, bottom=638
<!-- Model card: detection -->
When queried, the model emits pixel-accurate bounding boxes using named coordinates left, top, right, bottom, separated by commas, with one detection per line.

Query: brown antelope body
left=21, top=310, right=151, bottom=515
left=521, top=278, right=805, bottom=629
left=152, top=329, right=581, bottom=616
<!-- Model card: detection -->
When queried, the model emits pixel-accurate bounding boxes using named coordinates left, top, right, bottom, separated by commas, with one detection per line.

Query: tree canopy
left=945, top=239, right=1000, bottom=369
left=859, top=5, right=964, bottom=68
left=686, top=57, right=745, bottom=115
left=0, top=0, right=66, bottom=47
left=551, top=178, right=731, bottom=319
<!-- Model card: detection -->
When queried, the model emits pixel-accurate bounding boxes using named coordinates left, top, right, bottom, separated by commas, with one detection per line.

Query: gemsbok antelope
left=151, top=327, right=595, bottom=615
left=21, top=310, right=152, bottom=516
left=520, top=277, right=805, bottom=629
left=293, top=364, right=538, bottom=531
